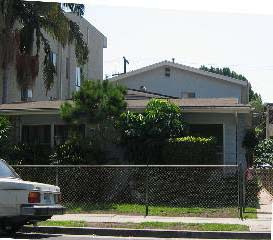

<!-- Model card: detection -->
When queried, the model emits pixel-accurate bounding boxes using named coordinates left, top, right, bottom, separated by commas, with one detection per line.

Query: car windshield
left=0, top=160, right=20, bottom=179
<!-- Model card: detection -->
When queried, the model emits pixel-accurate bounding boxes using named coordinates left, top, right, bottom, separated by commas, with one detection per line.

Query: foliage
left=60, top=80, right=127, bottom=124
left=6, top=143, right=52, bottom=165
left=243, top=129, right=259, bottom=167
left=0, top=116, right=11, bottom=144
left=162, top=136, right=218, bottom=165
left=118, top=99, right=186, bottom=141
left=0, top=0, right=88, bottom=94
left=0, top=116, right=11, bottom=157
left=254, top=139, right=273, bottom=166
left=243, top=129, right=259, bottom=151
left=49, top=136, right=105, bottom=165
left=169, top=136, right=216, bottom=144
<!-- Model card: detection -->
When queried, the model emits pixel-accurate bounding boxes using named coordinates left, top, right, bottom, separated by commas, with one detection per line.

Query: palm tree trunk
left=2, top=65, right=9, bottom=104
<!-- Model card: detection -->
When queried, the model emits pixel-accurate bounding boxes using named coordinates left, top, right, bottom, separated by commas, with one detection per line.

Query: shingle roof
left=0, top=98, right=251, bottom=115
left=109, top=60, right=248, bottom=87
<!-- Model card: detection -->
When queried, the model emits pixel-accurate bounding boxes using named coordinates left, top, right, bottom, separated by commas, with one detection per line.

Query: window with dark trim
left=165, top=67, right=171, bottom=77
left=21, top=88, right=33, bottom=101
left=76, top=66, right=82, bottom=91
left=22, top=125, right=51, bottom=145
left=66, top=57, right=70, bottom=79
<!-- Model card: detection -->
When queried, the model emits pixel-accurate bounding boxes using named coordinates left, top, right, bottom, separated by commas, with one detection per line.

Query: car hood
left=0, top=178, right=60, bottom=192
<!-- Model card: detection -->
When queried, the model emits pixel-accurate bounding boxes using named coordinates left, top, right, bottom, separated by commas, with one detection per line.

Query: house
left=0, top=16, right=252, bottom=167
left=266, top=103, right=273, bottom=139
left=109, top=60, right=252, bottom=166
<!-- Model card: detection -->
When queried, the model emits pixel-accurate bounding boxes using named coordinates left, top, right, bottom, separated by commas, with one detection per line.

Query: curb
left=22, top=226, right=271, bottom=239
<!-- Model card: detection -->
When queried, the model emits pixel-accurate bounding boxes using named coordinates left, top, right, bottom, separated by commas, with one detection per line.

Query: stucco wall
left=0, top=14, right=106, bottom=103
left=118, top=67, right=247, bottom=103
left=184, top=112, right=251, bottom=165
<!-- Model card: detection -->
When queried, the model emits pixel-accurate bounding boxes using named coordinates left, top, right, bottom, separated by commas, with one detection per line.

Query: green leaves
left=60, top=80, right=127, bottom=124
left=0, top=116, right=11, bottom=142
left=254, top=139, right=273, bottom=166
left=118, top=99, right=186, bottom=141
left=1, top=0, right=88, bottom=92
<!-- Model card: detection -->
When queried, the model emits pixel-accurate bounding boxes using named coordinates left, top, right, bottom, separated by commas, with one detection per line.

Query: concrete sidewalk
left=52, top=190, right=272, bottom=232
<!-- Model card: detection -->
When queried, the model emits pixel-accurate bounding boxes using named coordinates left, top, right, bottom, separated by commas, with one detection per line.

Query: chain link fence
left=12, top=165, right=243, bottom=216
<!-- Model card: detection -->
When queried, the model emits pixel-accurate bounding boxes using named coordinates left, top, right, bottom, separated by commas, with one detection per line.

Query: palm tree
left=0, top=1, right=88, bottom=103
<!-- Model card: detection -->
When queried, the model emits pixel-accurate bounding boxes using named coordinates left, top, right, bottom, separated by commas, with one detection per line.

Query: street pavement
left=0, top=233, right=250, bottom=240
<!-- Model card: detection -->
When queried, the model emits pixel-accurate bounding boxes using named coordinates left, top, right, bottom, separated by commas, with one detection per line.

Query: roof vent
left=140, top=86, right=147, bottom=92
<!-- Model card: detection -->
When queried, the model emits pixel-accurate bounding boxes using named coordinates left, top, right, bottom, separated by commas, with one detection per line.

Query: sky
left=27, top=0, right=273, bottom=102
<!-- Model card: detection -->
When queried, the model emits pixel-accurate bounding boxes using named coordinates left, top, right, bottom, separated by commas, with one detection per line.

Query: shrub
left=0, top=116, right=11, bottom=158
left=6, top=144, right=52, bottom=165
left=254, top=139, right=273, bottom=166
left=162, top=136, right=218, bottom=165
left=50, top=137, right=105, bottom=165
left=124, top=136, right=218, bottom=165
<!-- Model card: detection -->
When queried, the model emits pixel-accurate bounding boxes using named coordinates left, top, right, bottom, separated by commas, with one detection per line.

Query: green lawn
left=39, top=220, right=249, bottom=232
left=38, top=221, right=87, bottom=227
left=65, top=203, right=257, bottom=219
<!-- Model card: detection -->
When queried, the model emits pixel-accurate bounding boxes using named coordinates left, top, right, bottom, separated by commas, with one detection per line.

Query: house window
left=181, top=92, right=196, bottom=99
left=76, top=67, right=82, bottom=91
left=165, top=67, right=171, bottom=77
left=50, top=52, right=57, bottom=70
left=54, top=125, right=86, bottom=146
left=21, top=88, right=33, bottom=101
left=66, top=57, right=70, bottom=79
left=22, top=125, right=51, bottom=145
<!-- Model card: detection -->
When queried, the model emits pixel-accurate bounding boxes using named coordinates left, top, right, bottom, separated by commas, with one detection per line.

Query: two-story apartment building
left=109, top=61, right=252, bottom=166
left=0, top=13, right=107, bottom=103
left=0, top=14, right=107, bottom=147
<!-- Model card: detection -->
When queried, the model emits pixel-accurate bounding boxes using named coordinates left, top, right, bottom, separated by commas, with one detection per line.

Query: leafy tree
left=118, top=99, right=186, bottom=141
left=254, top=139, right=273, bottom=166
left=60, top=80, right=127, bottom=124
left=0, top=1, right=88, bottom=102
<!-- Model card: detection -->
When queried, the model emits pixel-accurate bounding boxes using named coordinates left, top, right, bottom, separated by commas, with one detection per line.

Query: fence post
left=238, top=163, right=244, bottom=219
left=145, top=164, right=149, bottom=216
left=55, top=166, right=59, bottom=186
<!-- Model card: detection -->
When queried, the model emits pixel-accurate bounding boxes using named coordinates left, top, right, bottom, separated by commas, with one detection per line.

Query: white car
left=0, top=159, right=65, bottom=235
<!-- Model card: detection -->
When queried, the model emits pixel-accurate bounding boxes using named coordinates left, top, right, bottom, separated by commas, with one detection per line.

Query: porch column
left=50, top=124, right=54, bottom=148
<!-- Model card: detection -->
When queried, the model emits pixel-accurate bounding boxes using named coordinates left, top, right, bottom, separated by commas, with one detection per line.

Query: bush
left=254, top=139, right=273, bottom=166
left=50, top=137, right=105, bottom=165
left=0, top=116, right=11, bottom=158
left=6, top=144, right=52, bottom=165
left=124, top=136, right=218, bottom=165
left=162, top=137, right=218, bottom=165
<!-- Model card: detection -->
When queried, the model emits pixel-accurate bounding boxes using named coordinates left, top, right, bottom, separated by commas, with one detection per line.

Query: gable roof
left=109, top=60, right=248, bottom=87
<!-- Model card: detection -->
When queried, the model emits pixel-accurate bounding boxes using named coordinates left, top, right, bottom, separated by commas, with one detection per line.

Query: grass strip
left=65, top=203, right=257, bottom=219
left=38, top=221, right=249, bottom=231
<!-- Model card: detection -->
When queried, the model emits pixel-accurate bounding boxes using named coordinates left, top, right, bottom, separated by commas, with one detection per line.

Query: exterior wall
left=118, top=67, right=247, bottom=103
left=184, top=112, right=251, bottom=165
left=0, top=14, right=106, bottom=103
